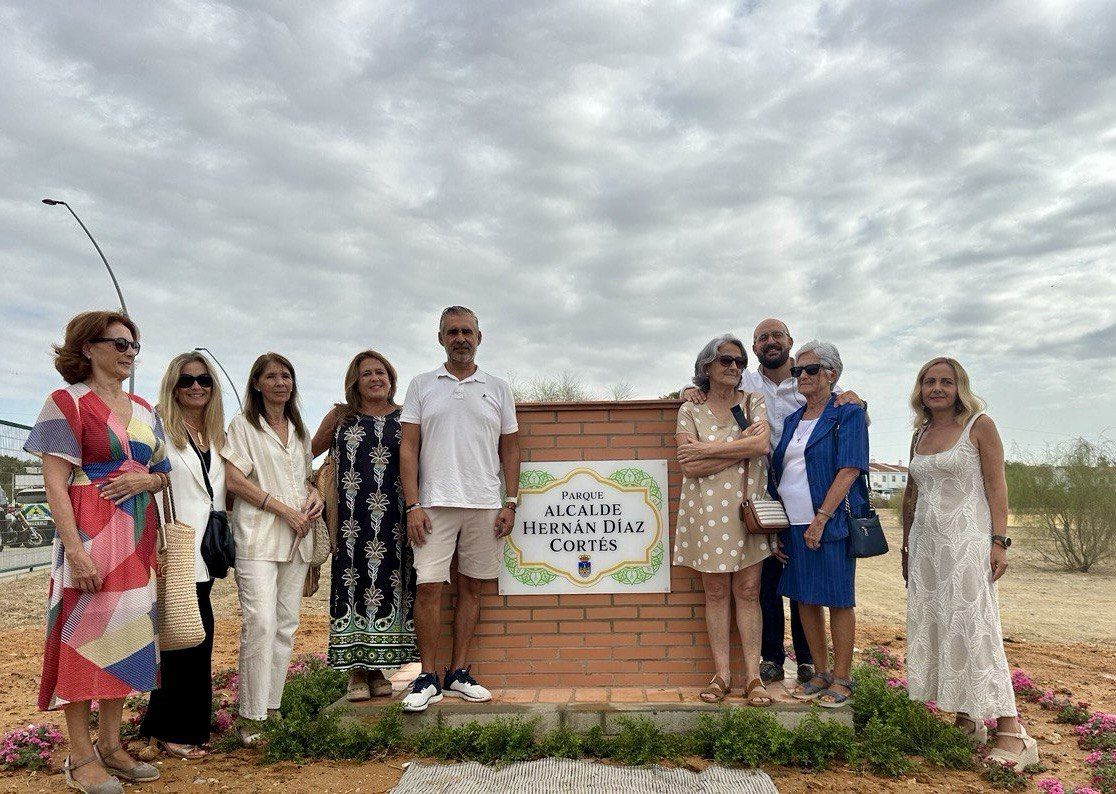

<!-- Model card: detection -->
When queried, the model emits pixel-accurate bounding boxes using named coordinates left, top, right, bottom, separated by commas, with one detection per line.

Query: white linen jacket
left=161, top=434, right=227, bottom=582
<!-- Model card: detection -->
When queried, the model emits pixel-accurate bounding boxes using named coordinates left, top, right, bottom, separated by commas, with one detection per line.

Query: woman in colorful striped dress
left=25, top=311, right=169, bottom=794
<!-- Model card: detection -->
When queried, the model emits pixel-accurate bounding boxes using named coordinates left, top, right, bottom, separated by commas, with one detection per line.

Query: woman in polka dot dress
left=675, top=334, right=774, bottom=706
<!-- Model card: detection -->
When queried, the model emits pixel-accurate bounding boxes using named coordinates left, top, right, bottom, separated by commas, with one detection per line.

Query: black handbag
left=187, top=432, right=236, bottom=578
left=833, top=415, right=888, bottom=559
left=200, top=509, right=235, bottom=578
left=845, top=480, right=888, bottom=558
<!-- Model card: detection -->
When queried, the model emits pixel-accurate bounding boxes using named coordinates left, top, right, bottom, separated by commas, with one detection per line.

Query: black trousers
left=759, top=555, right=812, bottom=667
left=141, top=580, right=214, bottom=745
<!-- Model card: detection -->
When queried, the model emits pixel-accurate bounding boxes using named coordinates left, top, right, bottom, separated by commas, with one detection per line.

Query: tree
left=607, top=381, right=634, bottom=401
left=0, top=454, right=32, bottom=500
left=511, top=371, right=592, bottom=403
left=1008, top=439, right=1116, bottom=573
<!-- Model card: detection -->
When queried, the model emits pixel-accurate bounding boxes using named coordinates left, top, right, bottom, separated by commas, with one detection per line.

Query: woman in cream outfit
left=223, top=352, right=323, bottom=744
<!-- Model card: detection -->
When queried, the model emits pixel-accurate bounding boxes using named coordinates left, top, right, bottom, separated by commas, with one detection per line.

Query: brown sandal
left=745, top=678, right=772, bottom=707
left=700, top=675, right=730, bottom=703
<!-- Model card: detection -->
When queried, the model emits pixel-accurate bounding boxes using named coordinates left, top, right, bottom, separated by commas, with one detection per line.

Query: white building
left=869, top=461, right=908, bottom=496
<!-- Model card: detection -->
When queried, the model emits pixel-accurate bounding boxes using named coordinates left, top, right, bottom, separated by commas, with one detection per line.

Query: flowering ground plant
left=0, top=723, right=64, bottom=771
left=1077, top=713, right=1116, bottom=751
left=861, top=645, right=903, bottom=670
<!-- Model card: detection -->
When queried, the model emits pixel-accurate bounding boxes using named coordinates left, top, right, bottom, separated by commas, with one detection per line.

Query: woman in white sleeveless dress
left=901, top=357, right=1037, bottom=767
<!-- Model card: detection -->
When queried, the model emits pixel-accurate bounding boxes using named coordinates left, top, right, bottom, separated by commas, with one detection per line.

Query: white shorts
left=413, top=506, right=502, bottom=585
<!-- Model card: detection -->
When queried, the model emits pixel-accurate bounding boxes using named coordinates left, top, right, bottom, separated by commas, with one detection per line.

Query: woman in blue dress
left=769, top=340, right=869, bottom=708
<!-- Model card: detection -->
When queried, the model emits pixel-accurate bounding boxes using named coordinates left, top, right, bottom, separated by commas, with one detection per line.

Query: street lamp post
left=194, top=348, right=243, bottom=410
left=42, top=198, right=134, bottom=394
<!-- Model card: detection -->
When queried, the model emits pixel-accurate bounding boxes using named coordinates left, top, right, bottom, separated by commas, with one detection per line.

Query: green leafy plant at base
left=1054, top=701, right=1092, bottom=725
left=249, top=662, right=986, bottom=779
left=850, top=716, right=913, bottom=777
left=982, top=759, right=1031, bottom=790
left=537, top=727, right=583, bottom=759
left=408, top=717, right=537, bottom=765
left=783, top=712, right=857, bottom=770
left=852, top=665, right=974, bottom=769
left=585, top=718, right=679, bottom=766
left=277, top=665, right=347, bottom=722
left=262, top=706, right=401, bottom=764
left=688, top=708, right=790, bottom=767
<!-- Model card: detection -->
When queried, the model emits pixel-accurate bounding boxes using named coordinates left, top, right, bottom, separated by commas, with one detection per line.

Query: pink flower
left=925, top=700, right=939, bottom=714
left=1035, top=780, right=1064, bottom=794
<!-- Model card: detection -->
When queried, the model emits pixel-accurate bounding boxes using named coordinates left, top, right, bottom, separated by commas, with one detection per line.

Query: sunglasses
left=790, top=363, right=824, bottom=377
left=176, top=374, right=214, bottom=389
left=92, top=337, right=140, bottom=353
left=716, top=355, right=747, bottom=369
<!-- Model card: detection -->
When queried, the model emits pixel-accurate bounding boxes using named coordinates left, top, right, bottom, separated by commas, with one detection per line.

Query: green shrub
left=277, top=666, right=347, bottom=722
left=409, top=718, right=537, bottom=765
left=689, top=708, right=791, bottom=767
left=783, top=712, right=856, bottom=770
left=261, top=705, right=401, bottom=763
left=599, top=717, right=678, bottom=766
left=852, top=716, right=913, bottom=777
left=981, top=758, right=1030, bottom=790
left=852, top=665, right=974, bottom=769
left=537, top=727, right=583, bottom=759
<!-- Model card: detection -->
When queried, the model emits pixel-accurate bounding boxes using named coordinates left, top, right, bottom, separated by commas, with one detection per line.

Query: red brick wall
left=436, top=400, right=750, bottom=687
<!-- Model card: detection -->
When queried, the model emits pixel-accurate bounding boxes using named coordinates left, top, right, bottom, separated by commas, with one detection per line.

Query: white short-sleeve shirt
left=400, top=365, right=518, bottom=509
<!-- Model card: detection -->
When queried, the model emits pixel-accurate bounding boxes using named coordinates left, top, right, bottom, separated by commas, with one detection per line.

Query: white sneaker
left=401, top=672, right=443, bottom=712
left=443, top=666, right=492, bottom=702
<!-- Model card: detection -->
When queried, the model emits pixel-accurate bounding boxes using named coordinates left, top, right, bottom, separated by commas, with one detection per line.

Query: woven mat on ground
left=390, top=758, right=778, bottom=793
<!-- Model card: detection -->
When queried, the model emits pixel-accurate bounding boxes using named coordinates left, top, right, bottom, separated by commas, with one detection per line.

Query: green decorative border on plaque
left=506, top=466, right=666, bottom=587
left=504, top=542, right=558, bottom=587
left=606, top=468, right=663, bottom=511
left=519, top=470, right=557, bottom=490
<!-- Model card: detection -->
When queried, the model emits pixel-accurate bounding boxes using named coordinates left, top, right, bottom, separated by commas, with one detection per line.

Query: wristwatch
left=504, top=497, right=519, bottom=511
left=991, top=535, right=1011, bottom=550
left=405, top=503, right=422, bottom=513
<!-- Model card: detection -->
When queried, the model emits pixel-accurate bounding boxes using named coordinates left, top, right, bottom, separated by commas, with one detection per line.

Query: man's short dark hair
left=440, top=305, right=479, bottom=331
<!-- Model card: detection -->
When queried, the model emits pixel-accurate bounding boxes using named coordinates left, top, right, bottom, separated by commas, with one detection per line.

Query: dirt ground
left=1, top=511, right=1112, bottom=792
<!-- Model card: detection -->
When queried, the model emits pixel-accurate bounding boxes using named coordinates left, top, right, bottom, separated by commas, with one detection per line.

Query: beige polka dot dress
left=673, top=392, right=773, bottom=574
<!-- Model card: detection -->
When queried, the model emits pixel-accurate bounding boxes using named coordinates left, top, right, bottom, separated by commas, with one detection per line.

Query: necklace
left=183, top=419, right=206, bottom=445
left=794, top=418, right=817, bottom=444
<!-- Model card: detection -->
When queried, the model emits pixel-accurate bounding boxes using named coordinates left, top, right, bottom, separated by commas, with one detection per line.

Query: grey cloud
left=1, top=0, right=1114, bottom=463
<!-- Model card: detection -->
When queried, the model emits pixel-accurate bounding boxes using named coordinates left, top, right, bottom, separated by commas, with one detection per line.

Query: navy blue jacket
left=769, top=395, right=870, bottom=543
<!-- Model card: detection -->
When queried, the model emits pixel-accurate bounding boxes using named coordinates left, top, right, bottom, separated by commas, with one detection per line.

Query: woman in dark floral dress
left=311, top=350, right=416, bottom=700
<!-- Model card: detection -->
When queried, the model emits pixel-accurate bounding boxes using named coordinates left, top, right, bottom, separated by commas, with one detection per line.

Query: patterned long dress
left=905, top=412, right=1016, bottom=718
left=25, top=384, right=170, bottom=711
left=327, top=409, right=416, bottom=669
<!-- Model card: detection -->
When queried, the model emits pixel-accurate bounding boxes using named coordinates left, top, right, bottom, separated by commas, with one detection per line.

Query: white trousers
left=234, top=557, right=309, bottom=720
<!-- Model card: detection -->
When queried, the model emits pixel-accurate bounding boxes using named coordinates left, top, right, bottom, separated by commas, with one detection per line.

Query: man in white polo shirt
left=399, top=306, right=520, bottom=712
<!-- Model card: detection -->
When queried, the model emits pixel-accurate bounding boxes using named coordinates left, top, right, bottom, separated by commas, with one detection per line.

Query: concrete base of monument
left=328, top=664, right=853, bottom=734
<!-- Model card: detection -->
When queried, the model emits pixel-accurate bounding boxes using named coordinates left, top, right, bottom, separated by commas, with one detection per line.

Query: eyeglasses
left=92, top=337, right=140, bottom=353
left=716, top=355, right=747, bottom=369
left=790, top=363, right=823, bottom=377
left=176, top=374, right=214, bottom=389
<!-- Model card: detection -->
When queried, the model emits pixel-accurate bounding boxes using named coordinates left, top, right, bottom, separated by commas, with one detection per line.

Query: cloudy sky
left=2, top=0, right=1113, bottom=465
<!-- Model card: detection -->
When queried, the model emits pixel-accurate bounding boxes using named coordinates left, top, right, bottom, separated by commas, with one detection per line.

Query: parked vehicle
left=14, top=487, right=54, bottom=547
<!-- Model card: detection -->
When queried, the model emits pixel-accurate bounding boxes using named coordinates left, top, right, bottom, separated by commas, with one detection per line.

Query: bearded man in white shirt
left=681, top=318, right=865, bottom=687
left=399, top=306, right=520, bottom=712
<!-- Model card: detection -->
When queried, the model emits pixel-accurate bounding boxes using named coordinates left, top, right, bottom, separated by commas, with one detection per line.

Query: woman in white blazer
left=140, top=353, right=228, bottom=759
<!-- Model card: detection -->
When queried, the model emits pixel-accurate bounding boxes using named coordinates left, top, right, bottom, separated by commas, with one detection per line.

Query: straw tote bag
left=156, top=480, right=205, bottom=651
